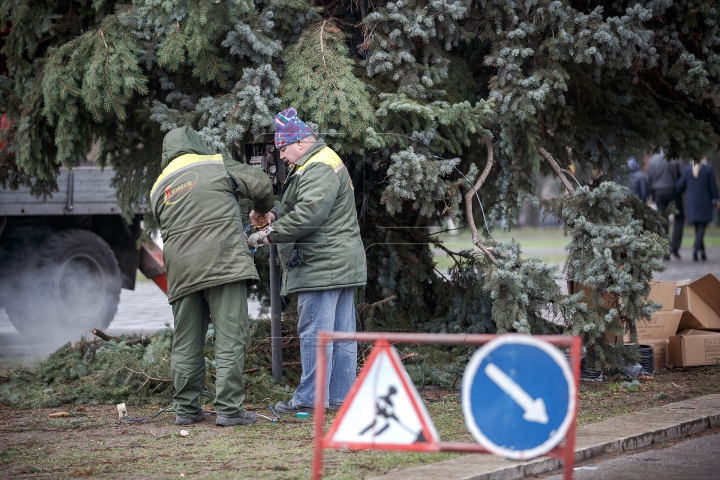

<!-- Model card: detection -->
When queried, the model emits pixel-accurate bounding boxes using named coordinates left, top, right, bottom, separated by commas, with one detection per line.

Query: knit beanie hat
left=274, top=108, right=314, bottom=148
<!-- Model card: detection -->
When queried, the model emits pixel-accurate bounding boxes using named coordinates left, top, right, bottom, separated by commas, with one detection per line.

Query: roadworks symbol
left=326, top=339, right=439, bottom=450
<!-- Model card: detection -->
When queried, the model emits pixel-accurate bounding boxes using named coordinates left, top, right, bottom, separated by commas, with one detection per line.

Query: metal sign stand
left=312, top=332, right=582, bottom=480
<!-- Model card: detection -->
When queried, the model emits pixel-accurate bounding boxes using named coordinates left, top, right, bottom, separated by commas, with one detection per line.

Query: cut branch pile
left=0, top=318, right=302, bottom=409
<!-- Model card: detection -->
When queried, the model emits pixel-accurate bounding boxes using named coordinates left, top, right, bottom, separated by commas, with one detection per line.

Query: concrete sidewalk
left=371, top=394, right=720, bottom=480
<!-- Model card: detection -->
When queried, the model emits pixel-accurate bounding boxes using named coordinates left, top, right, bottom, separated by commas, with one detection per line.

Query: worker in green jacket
left=248, top=108, right=367, bottom=414
left=151, top=126, right=274, bottom=426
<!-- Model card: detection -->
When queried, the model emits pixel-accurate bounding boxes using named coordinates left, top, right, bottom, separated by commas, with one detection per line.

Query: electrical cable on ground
left=121, top=400, right=175, bottom=423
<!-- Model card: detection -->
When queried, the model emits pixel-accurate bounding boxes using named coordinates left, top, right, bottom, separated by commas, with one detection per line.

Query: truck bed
left=0, top=167, right=120, bottom=216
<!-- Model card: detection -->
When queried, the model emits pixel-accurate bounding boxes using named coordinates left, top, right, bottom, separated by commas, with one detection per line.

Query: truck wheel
left=6, top=229, right=121, bottom=336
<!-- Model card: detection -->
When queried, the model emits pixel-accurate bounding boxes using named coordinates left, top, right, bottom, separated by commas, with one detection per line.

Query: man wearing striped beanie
left=249, top=107, right=367, bottom=414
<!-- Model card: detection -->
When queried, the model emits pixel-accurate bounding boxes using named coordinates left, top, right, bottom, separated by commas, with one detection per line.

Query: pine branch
left=282, top=20, right=376, bottom=152
left=158, top=28, right=187, bottom=71
left=197, top=45, right=228, bottom=89
left=537, top=145, right=575, bottom=195
left=319, top=20, right=329, bottom=80
left=52, top=67, right=81, bottom=97
left=357, top=296, right=397, bottom=315
left=464, top=136, right=497, bottom=264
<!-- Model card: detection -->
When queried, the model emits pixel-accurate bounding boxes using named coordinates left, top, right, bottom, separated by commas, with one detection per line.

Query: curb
left=371, top=394, right=720, bottom=480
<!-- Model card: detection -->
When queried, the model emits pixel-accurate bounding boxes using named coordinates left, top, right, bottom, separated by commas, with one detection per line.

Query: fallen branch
left=243, top=361, right=302, bottom=374
left=357, top=295, right=396, bottom=315
left=91, top=329, right=119, bottom=342
left=117, top=366, right=172, bottom=393
left=124, top=337, right=150, bottom=347
left=119, top=366, right=171, bottom=382
left=92, top=329, right=149, bottom=346
left=537, top=146, right=575, bottom=194
left=464, top=136, right=497, bottom=264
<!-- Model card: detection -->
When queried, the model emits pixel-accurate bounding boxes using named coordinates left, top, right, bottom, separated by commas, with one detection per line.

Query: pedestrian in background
left=248, top=108, right=367, bottom=415
left=676, top=158, right=719, bottom=261
left=151, top=126, right=275, bottom=426
left=647, top=153, right=684, bottom=259
left=627, top=157, right=649, bottom=202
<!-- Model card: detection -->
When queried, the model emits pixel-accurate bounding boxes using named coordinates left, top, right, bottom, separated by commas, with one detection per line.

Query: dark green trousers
left=171, top=281, right=249, bottom=417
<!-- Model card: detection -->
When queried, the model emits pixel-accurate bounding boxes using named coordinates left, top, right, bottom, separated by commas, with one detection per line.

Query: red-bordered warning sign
left=325, top=339, right=439, bottom=451
left=312, top=332, right=581, bottom=480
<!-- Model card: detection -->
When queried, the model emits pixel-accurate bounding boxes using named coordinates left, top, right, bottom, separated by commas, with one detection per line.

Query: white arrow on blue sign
left=461, top=334, right=576, bottom=460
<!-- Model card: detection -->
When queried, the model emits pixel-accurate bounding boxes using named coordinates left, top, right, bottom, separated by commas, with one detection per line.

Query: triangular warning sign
left=326, top=339, right=439, bottom=451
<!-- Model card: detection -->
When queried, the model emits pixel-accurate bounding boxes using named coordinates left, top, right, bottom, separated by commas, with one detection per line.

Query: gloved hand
left=247, top=228, right=272, bottom=249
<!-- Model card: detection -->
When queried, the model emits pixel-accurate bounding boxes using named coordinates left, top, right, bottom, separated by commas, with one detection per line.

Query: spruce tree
left=1, top=1, right=719, bottom=369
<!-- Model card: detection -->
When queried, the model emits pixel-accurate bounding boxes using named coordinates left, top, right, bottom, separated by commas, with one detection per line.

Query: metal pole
left=269, top=243, right=282, bottom=384
left=314, top=331, right=576, bottom=348
left=563, top=335, right=582, bottom=480
left=313, top=332, right=329, bottom=480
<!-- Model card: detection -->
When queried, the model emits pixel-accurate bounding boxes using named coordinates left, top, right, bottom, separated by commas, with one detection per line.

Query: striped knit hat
left=274, top=108, right=314, bottom=148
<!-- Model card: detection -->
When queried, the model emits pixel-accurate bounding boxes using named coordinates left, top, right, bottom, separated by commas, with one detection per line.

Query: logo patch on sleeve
left=163, top=171, right=198, bottom=205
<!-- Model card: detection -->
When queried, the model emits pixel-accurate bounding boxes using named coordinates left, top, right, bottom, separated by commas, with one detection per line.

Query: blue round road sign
left=461, top=335, right=576, bottom=460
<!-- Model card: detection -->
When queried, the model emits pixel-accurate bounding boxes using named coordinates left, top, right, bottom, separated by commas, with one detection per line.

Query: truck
left=0, top=163, right=166, bottom=337
left=0, top=142, right=283, bottom=338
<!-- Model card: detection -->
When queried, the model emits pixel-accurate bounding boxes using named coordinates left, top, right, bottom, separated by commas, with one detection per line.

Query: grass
left=0, top=399, right=466, bottom=479
left=680, top=224, right=720, bottom=247
left=3, top=366, right=720, bottom=478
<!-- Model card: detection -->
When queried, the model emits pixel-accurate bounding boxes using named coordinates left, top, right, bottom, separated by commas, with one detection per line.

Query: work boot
left=175, top=411, right=209, bottom=425
left=328, top=404, right=342, bottom=412
left=216, top=411, right=257, bottom=426
left=274, top=401, right=314, bottom=414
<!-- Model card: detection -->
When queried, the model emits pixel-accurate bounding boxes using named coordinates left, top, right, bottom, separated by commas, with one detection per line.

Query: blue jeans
left=291, top=287, right=357, bottom=407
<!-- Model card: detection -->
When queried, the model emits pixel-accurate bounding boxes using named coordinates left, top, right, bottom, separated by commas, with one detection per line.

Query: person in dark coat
left=647, top=153, right=684, bottom=259
left=676, top=158, right=719, bottom=261
left=627, top=158, right=649, bottom=202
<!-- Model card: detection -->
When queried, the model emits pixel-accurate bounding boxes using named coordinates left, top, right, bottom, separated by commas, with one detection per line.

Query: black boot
left=700, top=250, right=707, bottom=261
left=692, top=250, right=699, bottom=262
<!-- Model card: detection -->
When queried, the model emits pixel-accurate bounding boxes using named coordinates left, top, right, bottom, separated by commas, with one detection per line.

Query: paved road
left=542, top=431, right=720, bottom=480
left=0, top=282, right=261, bottom=355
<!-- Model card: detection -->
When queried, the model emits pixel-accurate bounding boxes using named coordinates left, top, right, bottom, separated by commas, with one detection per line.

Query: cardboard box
left=634, top=309, right=703, bottom=340
left=640, top=339, right=669, bottom=370
left=567, top=281, right=615, bottom=309
left=674, top=275, right=720, bottom=329
left=647, top=282, right=676, bottom=311
left=568, top=280, right=675, bottom=312
left=668, top=329, right=720, bottom=367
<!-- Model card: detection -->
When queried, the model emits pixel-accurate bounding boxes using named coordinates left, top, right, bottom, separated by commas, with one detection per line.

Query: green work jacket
left=151, top=126, right=274, bottom=303
left=269, top=139, right=367, bottom=294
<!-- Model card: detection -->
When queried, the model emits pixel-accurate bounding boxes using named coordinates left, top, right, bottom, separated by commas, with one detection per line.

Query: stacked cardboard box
left=569, top=275, right=720, bottom=368
left=669, top=274, right=720, bottom=367
left=634, top=282, right=701, bottom=370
